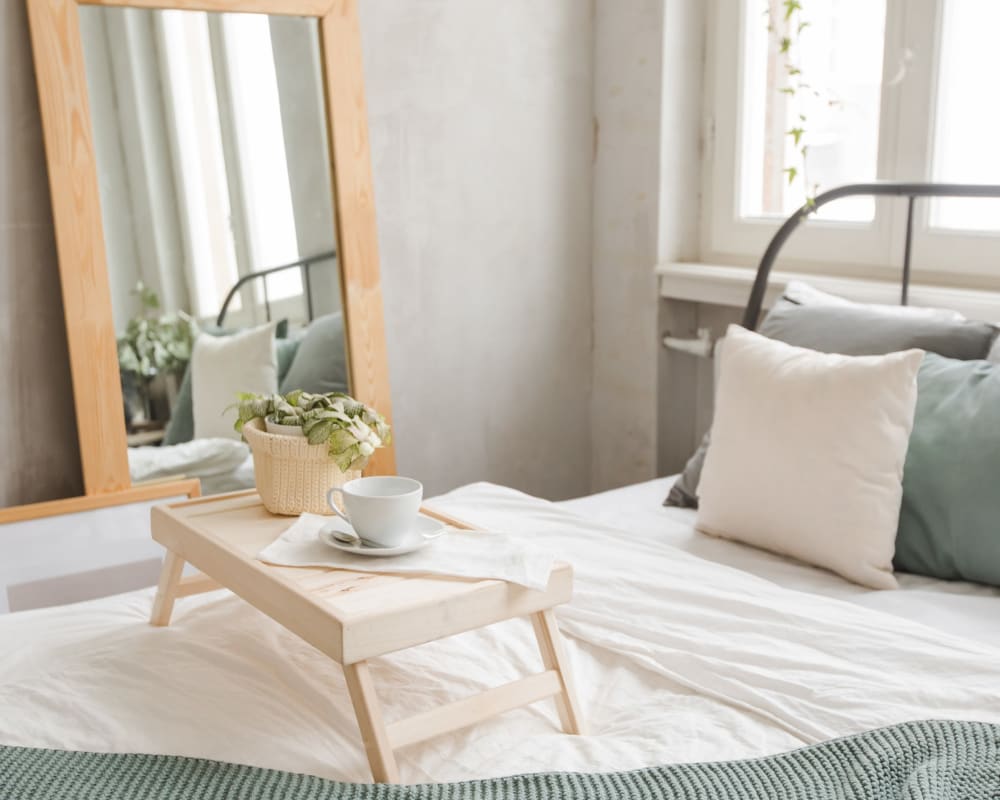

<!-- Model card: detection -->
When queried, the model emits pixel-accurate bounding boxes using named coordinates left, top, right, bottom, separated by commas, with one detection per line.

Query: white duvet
left=1, top=482, right=998, bottom=784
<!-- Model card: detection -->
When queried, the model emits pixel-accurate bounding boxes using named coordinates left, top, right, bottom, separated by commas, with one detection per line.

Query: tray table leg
left=150, top=549, right=185, bottom=627
left=531, top=608, right=586, bottom=735
left=343, top=660, right=399, bottom=783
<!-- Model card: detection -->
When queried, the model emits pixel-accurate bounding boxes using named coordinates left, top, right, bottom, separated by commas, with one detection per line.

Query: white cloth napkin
left=257, top=513, right=558, bottom=591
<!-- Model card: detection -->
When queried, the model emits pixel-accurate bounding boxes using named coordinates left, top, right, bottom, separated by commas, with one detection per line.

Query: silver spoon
left=327, top=525, right=448, bottom=548
left=328, top=527, right=373, bottom=547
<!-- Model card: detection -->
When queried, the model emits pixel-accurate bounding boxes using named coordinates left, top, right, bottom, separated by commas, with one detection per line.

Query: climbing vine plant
left=765, top=0, right=837, bottom=208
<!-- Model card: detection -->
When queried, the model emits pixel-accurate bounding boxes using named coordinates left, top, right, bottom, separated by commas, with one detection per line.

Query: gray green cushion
left=664, top=436, right=706, bottom=509
left=894, top=353, right=1000, bottom=585
left=279, top=311, right=349, bottom=395
left=2, top=720, right=998, bottom=799
left=665, top=283, right=1000, bottom=509
left=163, top=334, right=300, bottom=446
left=759, top=283, right=998, bottom=360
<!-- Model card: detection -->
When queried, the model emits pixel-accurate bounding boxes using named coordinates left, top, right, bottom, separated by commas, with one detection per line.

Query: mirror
left=79, top=7, right=349, bottom=495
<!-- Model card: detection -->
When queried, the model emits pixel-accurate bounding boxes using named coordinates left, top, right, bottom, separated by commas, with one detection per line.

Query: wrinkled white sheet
left=127, top=440, right=255, bottom=496
left=563, top=477, right=1000, bottom=647
left=0, top=481, right=998, bottom=785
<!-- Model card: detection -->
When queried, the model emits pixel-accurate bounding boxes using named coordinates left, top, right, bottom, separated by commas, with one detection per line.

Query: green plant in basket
left=233, top=390, right=391, bottom=472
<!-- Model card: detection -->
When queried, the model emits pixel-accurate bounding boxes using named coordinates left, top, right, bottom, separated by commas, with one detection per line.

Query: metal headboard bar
left=742, top=182, right=1000, bottom=330
left=215, top=249, right=337, bottom=328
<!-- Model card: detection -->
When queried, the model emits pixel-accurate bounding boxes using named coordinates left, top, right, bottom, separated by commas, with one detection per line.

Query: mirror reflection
left=80, top=7, right=349, bottom=494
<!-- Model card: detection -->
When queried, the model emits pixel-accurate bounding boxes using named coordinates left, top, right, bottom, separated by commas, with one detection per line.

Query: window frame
left=702, top=0, right=1000, bottom=286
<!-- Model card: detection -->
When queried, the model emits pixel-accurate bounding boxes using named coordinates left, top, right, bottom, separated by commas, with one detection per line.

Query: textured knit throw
left=2, top=720, right=999, bottom=799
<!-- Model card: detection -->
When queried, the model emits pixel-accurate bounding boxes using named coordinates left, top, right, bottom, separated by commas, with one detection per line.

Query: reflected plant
left=117, top=282, right=198, bottom=425
left=117, top=282, right=198, bottom=379
left=233, top=390, right=392, bottom=473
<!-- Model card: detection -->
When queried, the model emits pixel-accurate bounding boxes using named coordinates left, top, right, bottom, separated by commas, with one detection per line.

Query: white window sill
left=657, top=262, right=1000, bottom=322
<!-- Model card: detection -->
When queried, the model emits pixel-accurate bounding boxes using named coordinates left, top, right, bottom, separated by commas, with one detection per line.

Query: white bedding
left=1, top=481, right=998, bottom=785
left=127, top=439, right=255, bottom=496
left=563, top=477, right=1000, bottom=647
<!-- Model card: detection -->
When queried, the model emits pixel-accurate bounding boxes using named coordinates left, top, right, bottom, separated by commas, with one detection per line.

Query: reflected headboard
left=215, top=250, right=337, bottom=328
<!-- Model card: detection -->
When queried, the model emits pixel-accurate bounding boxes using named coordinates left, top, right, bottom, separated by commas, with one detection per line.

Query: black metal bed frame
left=742, top=182, right=1000, bottom=330
left=215, top=249, right=336, bottom=328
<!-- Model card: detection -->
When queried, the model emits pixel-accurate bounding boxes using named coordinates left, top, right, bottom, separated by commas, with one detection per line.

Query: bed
left=577, top=478, right=1000, bottom=648
left=1, top=480, right=999, bottom=786
left=4, top=182, right=1000, bottom=791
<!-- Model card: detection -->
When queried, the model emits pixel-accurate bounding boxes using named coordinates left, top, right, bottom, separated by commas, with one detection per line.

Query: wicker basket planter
left=243, top=418, right=361, bottom=515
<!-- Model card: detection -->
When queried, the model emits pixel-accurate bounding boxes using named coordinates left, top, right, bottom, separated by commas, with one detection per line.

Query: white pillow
left=696, top=325, right=923, bottom=590
left=191, top=322, right=277, bottom=440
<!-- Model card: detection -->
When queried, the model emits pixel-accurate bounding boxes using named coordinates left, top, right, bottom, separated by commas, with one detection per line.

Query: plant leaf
left=306, top=419, right=334, bottom=446
left=327, top=428, right=356, bottom=453
left=783, top=0, right=802, bottom=21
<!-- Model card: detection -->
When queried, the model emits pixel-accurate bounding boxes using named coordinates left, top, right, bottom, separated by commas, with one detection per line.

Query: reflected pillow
left=163, top=331, right=300, bottom=446
left=697, top=325, right=922, bottom=590
left=202, top=318, right=290, bottom=339
left=280, top=311, right=349, bottom=395
left=191, top=322, right=278, bottom=440
left=665, top=282, right=999, bottom=508
left=895, top=353, right=1000, bottom=586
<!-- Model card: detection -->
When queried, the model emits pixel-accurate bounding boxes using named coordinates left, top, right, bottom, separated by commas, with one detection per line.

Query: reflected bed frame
left=216, top=250, right=337, bottom=328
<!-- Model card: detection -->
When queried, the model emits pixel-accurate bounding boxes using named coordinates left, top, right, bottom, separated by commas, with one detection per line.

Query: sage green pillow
left=894, top=353, right=1000, bottom=586
left=279, top=312, right=349, bottom=395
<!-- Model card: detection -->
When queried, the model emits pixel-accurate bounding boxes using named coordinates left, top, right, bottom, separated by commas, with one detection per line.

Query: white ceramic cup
left=326, top=476, right=423, bottom=547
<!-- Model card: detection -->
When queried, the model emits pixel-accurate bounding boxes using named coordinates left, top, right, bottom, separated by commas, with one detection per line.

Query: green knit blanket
left=2, top=720, right=998, bottom=799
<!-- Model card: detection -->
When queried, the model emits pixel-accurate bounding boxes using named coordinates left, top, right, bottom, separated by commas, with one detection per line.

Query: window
left=705, top=0, right=1000, bottom=280
left=740, top=0, right=886, bottom=222
left=929, top=0, right=1000, bottom=232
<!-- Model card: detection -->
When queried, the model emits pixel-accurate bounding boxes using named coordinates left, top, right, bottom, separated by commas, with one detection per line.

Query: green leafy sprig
left=765, top=0, right=833, bottom=208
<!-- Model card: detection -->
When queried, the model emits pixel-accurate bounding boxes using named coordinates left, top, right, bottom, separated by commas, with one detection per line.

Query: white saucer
left=318, top=514, right=446, bottom=557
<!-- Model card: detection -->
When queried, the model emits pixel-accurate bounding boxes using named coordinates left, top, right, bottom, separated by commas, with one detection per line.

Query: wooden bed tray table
left=149, top=490, right=584, bottom=783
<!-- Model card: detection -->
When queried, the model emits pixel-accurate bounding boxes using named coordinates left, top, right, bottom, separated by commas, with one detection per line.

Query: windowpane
left=740, top=0, right=886, bottom=222
left=930, top=0, right=1000, bottom=232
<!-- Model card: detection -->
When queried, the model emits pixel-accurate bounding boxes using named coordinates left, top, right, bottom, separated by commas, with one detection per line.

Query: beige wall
left=0, top=0, right=83, bottom=505
left=591, top=0, right=705, bottom=491
left=360, top=1, right=595, bottom=499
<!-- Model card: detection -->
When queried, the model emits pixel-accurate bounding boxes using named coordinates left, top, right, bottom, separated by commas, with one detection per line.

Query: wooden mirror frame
left=5, top=0, right=394, bottom=523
